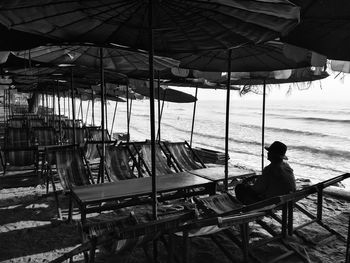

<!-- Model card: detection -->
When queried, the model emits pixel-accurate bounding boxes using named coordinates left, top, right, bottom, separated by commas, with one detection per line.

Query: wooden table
left=71, top=172, right=216, bottom=223
left=187, top=166, right=256, bottom=182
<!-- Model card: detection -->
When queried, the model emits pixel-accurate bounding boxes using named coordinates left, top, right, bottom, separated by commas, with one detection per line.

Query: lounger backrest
left=27, top=118, right=44, bottom=128
left=7, top=119, right=24, bottom=128
left=6, top=127, right=31, bottom=148
left=88, top=128, right=111, bottom=141
left=105, top=144, right=136, bottom=181
left=32, top=127, right=58, bottom=146
left=164, top=141, right=205, bottom=171
left=63, top=127, right=86, bottom=144
left=140, top=143, right=174, bottom=175
left=5, top=148, right=36, bottom=167
left=55, top=146, right=91, bottom=190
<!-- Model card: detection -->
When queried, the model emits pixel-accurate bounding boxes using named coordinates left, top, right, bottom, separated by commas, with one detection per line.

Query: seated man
left=235, top=141, right=296, bottom=204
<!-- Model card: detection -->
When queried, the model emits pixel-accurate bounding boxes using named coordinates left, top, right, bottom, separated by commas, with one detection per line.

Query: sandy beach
left=1, top=175, right=349, bottom=263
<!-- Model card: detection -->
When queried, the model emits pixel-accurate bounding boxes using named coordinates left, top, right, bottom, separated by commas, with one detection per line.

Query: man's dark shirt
left=251, top=161, right=296, bottom=199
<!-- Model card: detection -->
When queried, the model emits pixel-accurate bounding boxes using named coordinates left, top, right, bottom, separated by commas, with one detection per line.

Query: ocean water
left=79, top=98, right=350, bottom=188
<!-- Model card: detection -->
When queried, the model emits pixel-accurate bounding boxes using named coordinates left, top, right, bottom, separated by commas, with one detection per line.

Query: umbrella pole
left=63, top=94, right=66, bottom=117
left=68, top=92, right=71, bottom=121
left=224, top=49, right=232, bottom=192
left=85, top=100, right=90, bottom=125
left=156, top=90, right=166, bottom=141
left=262, top=79, right=266, bottom=172
left=77, top=96, right=81, bottom=120
left=99, top=47, right=106, bottom=183
left=80, top=95, right=84, bottom=126
left=92, top=90, right=95, bottom=126
left=126, top=83, right=129, bottom=142
left=105, top=89, right=108, bottom=132
left=190, top=87, right=198, bottom=147
left=52, top=88, right=56, bottom=126
left=127, top=95, right=133, bottom=143
left=148, top=0, right=157, bottom=221
left=157, top=71, right=161, bottom=142
left=70, top=68, right=76, bottom=145
left=110, top=100, right=118, bottom=138
left=45, top=90, right=49, bottom=123
left=157, top=97, right=166, bottom=141
left=57, top=81, right=62, bottom=145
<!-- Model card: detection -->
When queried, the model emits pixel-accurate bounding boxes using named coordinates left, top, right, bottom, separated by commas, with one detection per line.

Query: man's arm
left=251, top=170, right=269, bottom=194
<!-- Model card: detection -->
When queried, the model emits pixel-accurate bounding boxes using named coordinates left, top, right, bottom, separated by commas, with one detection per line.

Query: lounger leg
left=68, top=194, right=73, bottom=222
left=346, top=216, right=350, bottom=263
left=240, top=223, right=250, bottom=263
left=166, top=235, right=174, bottom=263
left=316, top=189, right=323, bottom=221
left=282, top=204, right=288, bottom=238
left=50, top=171, right=61, bottom=219
left=182, top=230, right=189, bottom=263
left=152, top=239, right=158, bottom=263
left=88, top=237, right=97, bottom=263
left=287, top=201, right=294, bottom=236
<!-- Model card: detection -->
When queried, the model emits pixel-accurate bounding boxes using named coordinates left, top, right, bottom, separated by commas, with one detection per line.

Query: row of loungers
left=41, top=141, right=209, bottom=217
left=50, top=172, right=350, bottom=263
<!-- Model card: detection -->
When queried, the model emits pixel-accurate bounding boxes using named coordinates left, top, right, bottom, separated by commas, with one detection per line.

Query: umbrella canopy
left=5, top=65, right=128, bottom=86
left=165, top=41, right=312, bottom=72
left=79, top=89, right=126, bottom=102
left=14, top=45, right=180, bottom=74
left=132, top=82, right=196, bottom=103
left=164, top=67, right=329, bottom=89
left=0, top=0, right=300, bottom=52
left=0, top=23, right=56, bottom=51
left=282, top=0, right=350, bottom=61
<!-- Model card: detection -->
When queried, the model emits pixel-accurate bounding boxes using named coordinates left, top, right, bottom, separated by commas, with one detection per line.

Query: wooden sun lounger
left=103, top=143, right=140, bottom=181
left=280, top=172, right=350, bottom=242
left=194, top=193, right=309, bottom=263
left=50, top=209, right=197, bottom=263
left=131, top=141, right=179, bottom=176
left=162, top=141, right=206, bottom=172
left=45, top=144, right=94, bottom=219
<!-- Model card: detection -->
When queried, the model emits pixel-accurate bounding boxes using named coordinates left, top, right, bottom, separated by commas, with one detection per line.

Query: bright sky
left=171, top=72, right=350, bottom=102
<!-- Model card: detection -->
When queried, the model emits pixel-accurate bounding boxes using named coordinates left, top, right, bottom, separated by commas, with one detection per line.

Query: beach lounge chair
left=27, top=117, right=45, bottom=128
left=281, top=173, right=350, bottom=243
left=7, top=118, right=25, bottom=128
left=62, top=127, right=87, bottom=145
left=1, top=146, right=39, bottom=178
left=50, top=209, right=196, bottom=263
left=162, top=141, right=206, bottom=172
left=32, top=126, right=58, bottom=146
left=104, top=144, right=140, bottom=181
left=193, top=193, right=309, bottom=263
left=46, top=144, right=94, bottom=219
left=133, top=141, right=178, bottom=176
left=31, top=127, right=59, bottom=183
left=5, top=127, right=32, bottom=148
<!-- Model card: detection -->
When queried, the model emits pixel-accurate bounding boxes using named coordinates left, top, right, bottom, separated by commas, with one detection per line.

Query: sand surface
left=1, top=177, right=350, bottom=263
